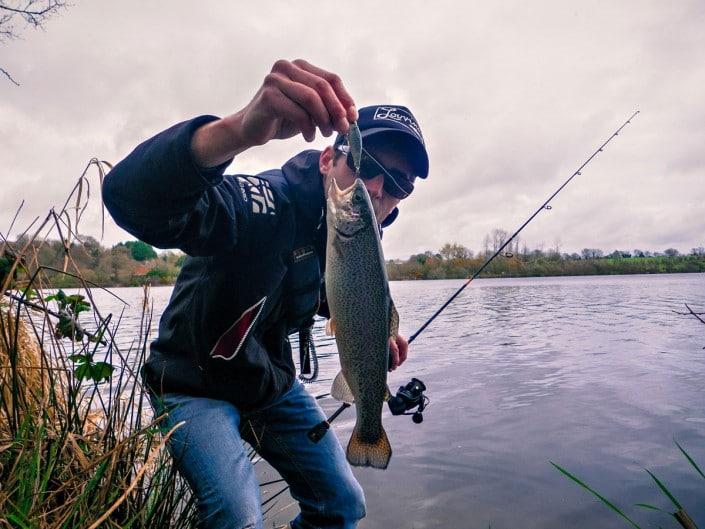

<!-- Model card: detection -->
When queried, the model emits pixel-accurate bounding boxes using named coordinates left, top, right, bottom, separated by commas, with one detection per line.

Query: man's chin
left=373, top=204, right=390, bottom=224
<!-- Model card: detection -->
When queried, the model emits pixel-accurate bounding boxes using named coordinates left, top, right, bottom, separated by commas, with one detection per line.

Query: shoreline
left=39, top=269, right=705, bottom=289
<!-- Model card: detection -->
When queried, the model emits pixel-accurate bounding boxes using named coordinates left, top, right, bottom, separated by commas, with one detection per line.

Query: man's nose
left=364, top=175, right=385, bottom=200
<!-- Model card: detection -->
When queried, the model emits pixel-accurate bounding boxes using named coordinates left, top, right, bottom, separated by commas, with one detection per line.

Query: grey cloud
left=1, top=0, right=704, bottom=260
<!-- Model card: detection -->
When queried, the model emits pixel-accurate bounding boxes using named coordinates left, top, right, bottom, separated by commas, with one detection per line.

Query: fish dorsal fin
left=331, top=370, right=355, bottom=403
left=325, top=318, right=337, bottom=337
left=389, top=300, right=399, bottom=339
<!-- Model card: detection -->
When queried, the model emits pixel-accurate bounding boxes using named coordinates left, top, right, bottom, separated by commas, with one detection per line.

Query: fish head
left=327, top=177, right=376, bottom=240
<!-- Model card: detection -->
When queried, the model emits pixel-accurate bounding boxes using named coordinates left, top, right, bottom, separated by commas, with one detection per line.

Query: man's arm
left=102, top=59, right=357, bottom=255
left=103, top=115, right=245, bottom=256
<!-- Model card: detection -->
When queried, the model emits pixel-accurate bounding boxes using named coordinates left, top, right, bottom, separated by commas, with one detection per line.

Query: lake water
left=82, top=274, right=705, bottom=528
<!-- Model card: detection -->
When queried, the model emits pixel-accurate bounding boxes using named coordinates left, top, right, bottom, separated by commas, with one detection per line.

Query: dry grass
left=0, top=308, right=55, bottom=436
left=0, top=160, right=198, bottom=528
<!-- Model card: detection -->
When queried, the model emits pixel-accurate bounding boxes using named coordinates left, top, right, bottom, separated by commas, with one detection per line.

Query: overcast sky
left=1, top=0, right=704, bottom=259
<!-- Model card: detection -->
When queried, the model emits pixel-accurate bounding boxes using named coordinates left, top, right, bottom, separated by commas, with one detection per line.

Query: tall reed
left=0, top=160, right=199, bottom=528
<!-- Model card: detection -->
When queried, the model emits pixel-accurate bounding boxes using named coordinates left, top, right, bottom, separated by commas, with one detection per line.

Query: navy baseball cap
left=348, top=105, right=429, bottom=179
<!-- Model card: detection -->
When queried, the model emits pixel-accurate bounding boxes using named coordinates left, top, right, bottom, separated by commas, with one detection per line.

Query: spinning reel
left=387, top=377, right=429, bottom=424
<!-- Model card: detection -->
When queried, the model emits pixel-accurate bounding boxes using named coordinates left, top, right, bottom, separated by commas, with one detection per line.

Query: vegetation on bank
left=4, top=234, right=704, bottom=288
left=5, top=236, right=185, bottom=287
left=1, top=161, right=203, bottom=527
left=1, top=162, right=286, bottom=528
left=388, top=241, right=705, bottom=280
left=0, top=285, right=200, bottom=528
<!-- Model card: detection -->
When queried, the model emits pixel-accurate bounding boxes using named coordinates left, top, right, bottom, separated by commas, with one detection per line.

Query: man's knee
left=295, top=473, right=365, bottom=528
left=196, top=500, right=263, bottom=529
left=195, top=481, right=263, bottom=529
left=327, top=476, right=366, bottom=522
left=345, top=480, right=367, bottom=522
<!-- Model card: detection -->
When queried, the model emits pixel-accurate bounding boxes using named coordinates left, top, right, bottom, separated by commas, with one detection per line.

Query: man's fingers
left=290, top=59, right=357, bottom=131
left=242, top=60, right=356, bottom=146
left=271, top=73, right=335, bottom=139
left=397, top=335, right=409, bottom=366
left=389, top=337, right=400, bottom=371
left=274, top=61, right=345, bottom=137
left=260, top=79, right=316, bottom=141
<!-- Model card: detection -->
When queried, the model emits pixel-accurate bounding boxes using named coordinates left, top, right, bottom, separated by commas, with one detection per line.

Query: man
left=102, top=59, right=429, bottom=529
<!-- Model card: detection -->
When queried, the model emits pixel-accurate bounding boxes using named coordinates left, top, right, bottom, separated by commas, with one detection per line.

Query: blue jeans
left=149, top=380, right=366, bottom=529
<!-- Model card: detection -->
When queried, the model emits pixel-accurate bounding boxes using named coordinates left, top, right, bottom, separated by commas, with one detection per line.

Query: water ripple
left=63, top=274, right=705, bottom=529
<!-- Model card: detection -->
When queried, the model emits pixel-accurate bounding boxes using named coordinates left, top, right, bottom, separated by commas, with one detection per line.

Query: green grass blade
left=7, top=512, right=31, bottom=529
left=551, top=462, right=643, bottom=529
left=635, top=503, right=666, bottom=512
left=674, top=440, right=705, bottom=482
left=60, top=460, right=109, bottom=529
left=38, top=439, right=60, bottom=499
left=644, top=469, right=682, bottom=510
left=84, top=459, right=110, bottom=497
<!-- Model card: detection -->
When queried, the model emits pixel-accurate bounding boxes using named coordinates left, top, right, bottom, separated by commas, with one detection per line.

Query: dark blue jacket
left=103, top=116, right=398, bottom=410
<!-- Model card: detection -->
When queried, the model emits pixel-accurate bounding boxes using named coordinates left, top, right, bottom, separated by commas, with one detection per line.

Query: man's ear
left=319, top=146, right=335, bottom=174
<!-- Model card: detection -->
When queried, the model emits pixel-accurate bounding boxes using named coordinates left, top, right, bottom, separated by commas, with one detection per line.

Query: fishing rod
left=308, top=110, right=640, bottom=442
left=409, top=110, right=639, bottom=344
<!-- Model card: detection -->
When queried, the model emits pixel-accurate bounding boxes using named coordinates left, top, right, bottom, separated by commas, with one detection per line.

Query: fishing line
left=408, top=110, right=640, bottom=344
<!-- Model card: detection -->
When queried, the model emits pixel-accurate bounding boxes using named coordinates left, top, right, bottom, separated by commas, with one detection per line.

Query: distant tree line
left=11, top=236, right=184, bottom=287
left=8, top=230, right=705, bottom=287
left=387, top=229, right=705, bottom=281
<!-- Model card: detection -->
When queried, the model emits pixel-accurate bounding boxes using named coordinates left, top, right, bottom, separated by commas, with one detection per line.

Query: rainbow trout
left=325, top=177, right=398, bottom=469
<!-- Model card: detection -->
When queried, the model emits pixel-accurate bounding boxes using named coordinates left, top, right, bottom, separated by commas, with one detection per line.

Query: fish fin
left=325, top=318, right=337, bottom=336
left=346, top=426, right=392, bottom=469
left=331, top=371, right=355, bottom=403
left=389, top=300, right=399, bottom=338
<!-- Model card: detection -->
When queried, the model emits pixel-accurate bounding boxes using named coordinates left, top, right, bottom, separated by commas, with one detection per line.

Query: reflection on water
left=81, top=274, right=704, bottom=528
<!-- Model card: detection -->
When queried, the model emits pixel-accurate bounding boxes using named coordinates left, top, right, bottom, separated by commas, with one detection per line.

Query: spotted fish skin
left=325, top=177, right=397, bottom=470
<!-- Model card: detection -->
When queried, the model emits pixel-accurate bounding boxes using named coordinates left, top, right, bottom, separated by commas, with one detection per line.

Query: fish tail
left=346, top=426, right=392, bottom=470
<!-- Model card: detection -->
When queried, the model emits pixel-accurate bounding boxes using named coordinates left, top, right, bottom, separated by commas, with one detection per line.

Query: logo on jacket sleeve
left=209, top=296, right=267, bottom=361
left=237, top=176, right=276, bottom=216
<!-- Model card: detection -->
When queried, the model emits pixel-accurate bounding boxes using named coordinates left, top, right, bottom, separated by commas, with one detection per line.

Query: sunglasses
left=336, top=144, right=414, bottom=199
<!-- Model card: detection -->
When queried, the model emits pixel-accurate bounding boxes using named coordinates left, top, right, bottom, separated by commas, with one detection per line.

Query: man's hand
left=388, top=334, right=409, bottom=372
left=191, top=59, right=358, bottom=168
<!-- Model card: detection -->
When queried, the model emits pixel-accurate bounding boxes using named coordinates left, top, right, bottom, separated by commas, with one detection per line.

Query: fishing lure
left=348, top=121, right=362, bottom=175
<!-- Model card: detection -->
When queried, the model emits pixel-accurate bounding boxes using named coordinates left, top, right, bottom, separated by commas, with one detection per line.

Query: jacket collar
left=281, top=150, right=326, bottom=229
